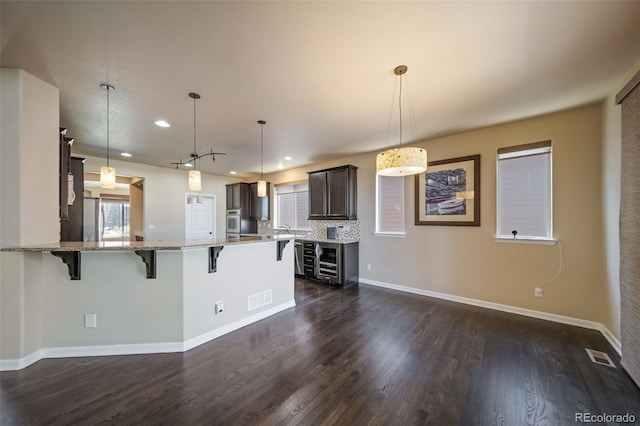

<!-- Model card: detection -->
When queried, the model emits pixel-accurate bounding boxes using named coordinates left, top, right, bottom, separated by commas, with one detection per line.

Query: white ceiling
left=2, top=1, right=640, bottom=178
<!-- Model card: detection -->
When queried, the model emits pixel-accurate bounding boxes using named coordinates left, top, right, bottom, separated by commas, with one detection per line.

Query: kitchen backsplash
left=258, top=219, right=360, bottom=240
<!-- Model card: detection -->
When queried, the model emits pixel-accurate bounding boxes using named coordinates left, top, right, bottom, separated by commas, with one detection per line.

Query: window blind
left=497, top=141, right=552, bottom=239
left=275, top=183, right=309, bottom=229
left=376, top=175, right=405, bottom=233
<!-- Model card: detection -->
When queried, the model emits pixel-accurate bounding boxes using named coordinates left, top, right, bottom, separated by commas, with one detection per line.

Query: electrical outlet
left=535, top=288, right=543, bottom=298
left=215, top=302, right=224, bottom=314
left=84, top=313, right=97, bottom=328
left=367, top=264, right=371, bottom=271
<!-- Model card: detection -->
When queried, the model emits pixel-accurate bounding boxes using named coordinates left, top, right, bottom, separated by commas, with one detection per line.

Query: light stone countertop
left=1, top=235, right=295, bottom=252
left=294, top=237, right=359, bottom=244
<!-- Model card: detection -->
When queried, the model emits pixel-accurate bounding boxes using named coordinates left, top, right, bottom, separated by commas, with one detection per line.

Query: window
left=101, top=196, right=130, bottom=240
left=376, top=175, right=405, bottom=234
left=274, top=183, right=309, bottom=230
left=497, top=140, right=552, bottom=240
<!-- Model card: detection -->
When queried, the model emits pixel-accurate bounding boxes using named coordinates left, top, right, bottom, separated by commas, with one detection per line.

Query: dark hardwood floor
left=1, top=278, right=639, bottom=425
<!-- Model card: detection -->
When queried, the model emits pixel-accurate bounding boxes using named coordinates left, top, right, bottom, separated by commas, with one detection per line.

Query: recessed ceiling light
left=184, top=162, right=193, bottom=168
left=154, top=120, right=170, bottom=128
left=283, top=156, right=292, bottom=161
left=230, top=171, right=237, bottom=175
left=121, top=152, right=132, bottom=157
left=277, top=164, right=284, bottom=170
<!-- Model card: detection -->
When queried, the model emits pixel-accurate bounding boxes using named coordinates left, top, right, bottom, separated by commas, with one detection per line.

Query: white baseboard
left=45, top=342, right=185, bottom=359
left=597, top=324, right=621, bottom=355
left=359, top=278, right=622, bottom=356
left=0, top=349, right=44, bottom=371
left=0, top=299, right=296, bottom=371
left=183, top=299, right=296, bottom=351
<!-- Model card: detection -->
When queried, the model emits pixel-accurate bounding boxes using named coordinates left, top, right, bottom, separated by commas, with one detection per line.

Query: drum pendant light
left=188, top=92, right=202, bottom=191
left=257, top=120, right=267, bottom=197
left=99, top=84, right=116, bottom=188
left=376, top=65, right=427, bottom=176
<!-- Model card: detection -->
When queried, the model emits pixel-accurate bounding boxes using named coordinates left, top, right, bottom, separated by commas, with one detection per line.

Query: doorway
left=84, top=173, right=144, bottom=242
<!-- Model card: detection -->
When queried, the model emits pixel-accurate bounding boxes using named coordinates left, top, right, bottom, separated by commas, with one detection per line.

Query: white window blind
left=376, top=175, right=405, bottom=234
left=497, top=141, right=552, bottom=239
left=275, top=183, right=309, bottom=230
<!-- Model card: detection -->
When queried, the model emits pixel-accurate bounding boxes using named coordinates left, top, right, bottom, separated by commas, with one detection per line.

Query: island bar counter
left=0, top=236, right=295, bottom=371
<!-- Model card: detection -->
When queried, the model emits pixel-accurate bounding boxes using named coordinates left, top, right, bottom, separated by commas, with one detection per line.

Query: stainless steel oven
left=226, top=209, right=241, bottom=235
left=316, top=242, right=340, bottom=281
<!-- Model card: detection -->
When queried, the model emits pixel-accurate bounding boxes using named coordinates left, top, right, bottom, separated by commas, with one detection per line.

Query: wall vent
left=585, top=348, right=616, bottom=368
left=248, top=290, right=273, bottom=311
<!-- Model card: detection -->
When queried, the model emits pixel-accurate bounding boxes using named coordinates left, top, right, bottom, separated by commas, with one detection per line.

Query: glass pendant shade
left=188, top=170, right=202, bottom=191
left=100, top=166, right=116, bottom=188
left=257, top=180, right=267, bottom=197
left=376, top=147, right=427, bottom=176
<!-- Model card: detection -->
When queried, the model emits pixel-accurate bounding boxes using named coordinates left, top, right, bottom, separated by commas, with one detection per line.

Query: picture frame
left=414, top=154, right=480, bottom=226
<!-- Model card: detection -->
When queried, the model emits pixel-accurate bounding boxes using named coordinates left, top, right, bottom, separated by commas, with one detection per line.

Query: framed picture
left=415, top=154, right=480, bottom=226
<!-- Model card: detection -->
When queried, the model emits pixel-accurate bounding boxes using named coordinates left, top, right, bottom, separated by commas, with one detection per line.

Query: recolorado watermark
left=575, top=412, right=636, bottom=423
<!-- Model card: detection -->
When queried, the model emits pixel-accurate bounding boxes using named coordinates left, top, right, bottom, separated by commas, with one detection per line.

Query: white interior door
left=185, top=194, right=216, bottom=239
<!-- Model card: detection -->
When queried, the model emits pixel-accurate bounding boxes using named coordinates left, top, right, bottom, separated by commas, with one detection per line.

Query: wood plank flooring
left=1, top=279, right=639, bottom=425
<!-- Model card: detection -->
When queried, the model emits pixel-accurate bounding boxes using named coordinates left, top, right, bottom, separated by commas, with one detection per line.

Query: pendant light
left=188, top=92, right=202, bottom=191
left=99, top=84, right=116, bottom=188
left=376, top=65, right=427, bottom=176
left=257, top=120, right=267, bottom=197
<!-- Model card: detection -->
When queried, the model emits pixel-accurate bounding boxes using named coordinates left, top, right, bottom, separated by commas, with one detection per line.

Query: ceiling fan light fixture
left=376, top=65, right=427, bottom=177
left=99, top=83, right=116, bottom=188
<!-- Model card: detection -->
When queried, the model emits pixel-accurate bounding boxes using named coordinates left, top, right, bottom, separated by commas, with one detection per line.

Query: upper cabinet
left=226, top=182, right=270, bottom=221
left=249, top=182, right=270, bottom=221
left=59, top=128, right=73, bottom=220
left=308, top=165, right=357, bottom=220
left=60, top=156, right=85, bottom=241
left=226, top=182, right=251, bottom=215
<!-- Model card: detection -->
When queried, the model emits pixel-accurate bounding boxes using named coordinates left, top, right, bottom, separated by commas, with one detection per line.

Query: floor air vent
left=585, top=348, right=616, bottom=368
left=248, top=290, right=272, bottom=311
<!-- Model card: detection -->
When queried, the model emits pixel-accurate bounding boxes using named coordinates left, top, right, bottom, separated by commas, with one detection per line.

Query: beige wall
left=1, top=68, right=58, bottom=362
left=268, top=104, right=612, bottom=328
left=129, top=181, right=144, bottom=240
left=1, top=68, right=59, bottom=247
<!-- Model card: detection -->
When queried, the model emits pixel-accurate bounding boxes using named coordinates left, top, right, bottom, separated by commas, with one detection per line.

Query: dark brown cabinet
left=60, top=156, right=85, bottom=241
left=249, top=182, right=270, bottom=221
left=226, top=182, right=270, bottom=221
left=297, top=239, right=359, bottom=287
left=301, top=240, right=317, bottom=278
left=226, top=182, right=250, bottom=211
left=59, top=128, right=73, bottom=220
left=225, top=182, right=257, bottom=235
left=308, top=165, right=357, bottom=220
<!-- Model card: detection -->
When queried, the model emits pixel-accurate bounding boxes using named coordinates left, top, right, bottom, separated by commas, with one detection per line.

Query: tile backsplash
left=259, top=219, right=360, bottom=240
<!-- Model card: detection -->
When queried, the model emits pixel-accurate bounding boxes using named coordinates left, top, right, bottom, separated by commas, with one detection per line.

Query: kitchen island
left=0, top=236, right=294, bottom=370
